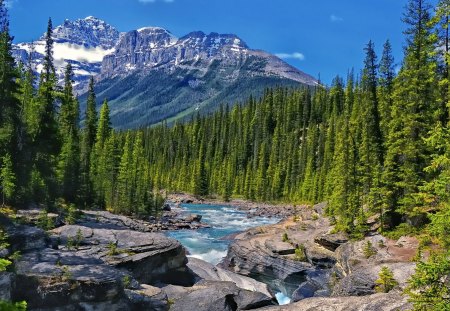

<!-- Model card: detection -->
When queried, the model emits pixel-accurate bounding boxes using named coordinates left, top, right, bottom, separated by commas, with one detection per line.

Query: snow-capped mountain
left=14, top=17, right=317, bottom=128
left=13, top=16, right=120, bottom=90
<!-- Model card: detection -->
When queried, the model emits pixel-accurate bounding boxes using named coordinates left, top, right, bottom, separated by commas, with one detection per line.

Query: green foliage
left=294, top=244, right=307, bottom=261
left=384, top=223, right=418, bottom=240
left=36, top=210, right=54, bottom=230
left=107, top=242, right=118, bottom=256
left=375, top=266, right=398, bottom=293
left=0, top=258, right=11, bottom=271
left=282, top=232, right=289, bottom=243
left=0, top=154, right=15, bottom=205
left=406, top=251, right=450, bottom=310
left=122, top=275, right=131, bottom=289
left=65, top=204, right=79, bottom=225
left=0, top=300, right=27, bottom=311
left=61, top=265, right=72, bottom=282
left=363, top=240, right=377, bottom=259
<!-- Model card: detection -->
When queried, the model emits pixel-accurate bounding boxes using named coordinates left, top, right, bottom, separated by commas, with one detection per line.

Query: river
left=166, top=203, right=291, bottom=305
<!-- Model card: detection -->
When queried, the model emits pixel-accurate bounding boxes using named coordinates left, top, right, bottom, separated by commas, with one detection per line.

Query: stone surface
left=5, top=224, right=48, bottom=252
left=314, top=232, right=349, bottom=252
left=51, top=224, right=189, bottom=285
left=187, top=257, right=273, bottom=298
left=13, top=248, right=128, bottom=309
left=0, top=272, right=14, bottom=301
left=332, top=234, right=418, bottom=296
left=81, top=210, right=210, bottom=232
left=125, top=284, right=169, bottom=311
left=169, top=280, right=275, bottom=311
left=262, top=290, right=411, bottom=311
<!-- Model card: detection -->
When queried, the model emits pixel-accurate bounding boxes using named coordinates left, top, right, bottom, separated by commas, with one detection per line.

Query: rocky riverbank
left=1, top=200, right=420, bottom=310
left=219, top=202, right=418, bottom=310
left=0, top=210, right=276, bottom=310
left=167, top=193, right=303, bottom=218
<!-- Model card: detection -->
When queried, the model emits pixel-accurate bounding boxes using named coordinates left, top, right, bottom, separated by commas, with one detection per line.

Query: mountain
left=14, top=17, right=317, bottom=128
left=13, top=16, right=120, bottom=90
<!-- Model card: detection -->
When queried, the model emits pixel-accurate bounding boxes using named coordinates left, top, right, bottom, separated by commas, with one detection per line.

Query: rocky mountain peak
left=50, top=16, right=120, bottom=49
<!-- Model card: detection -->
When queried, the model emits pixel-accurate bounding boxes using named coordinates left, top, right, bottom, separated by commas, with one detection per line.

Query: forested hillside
left=0, top=0, right=449, bottom=309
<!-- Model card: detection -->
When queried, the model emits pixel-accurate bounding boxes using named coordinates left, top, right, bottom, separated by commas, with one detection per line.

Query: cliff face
left=14, top=17, right=318, bottom=129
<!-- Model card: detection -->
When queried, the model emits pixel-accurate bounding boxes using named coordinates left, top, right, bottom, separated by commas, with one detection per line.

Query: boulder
left=125, top=284, right=169, bottom=311
left=5, top=224, right=47, bottom=252
left=51, top=225, right=189, bottom=285
left=291, top=281, right=320, bottom=301
left=162, top=203, right=172, bottom=211
left=264, top=240, right=296, bottom=255
left=187, top=257, right=273, bottom=297
left=15, top=209, right=64, bottom=228
left=169, top=281, right=275, bottom=311
left=186, top=214, right=202, bottom=222
left=314, top=232, right=349, bottom=252
left=13, top=248, right=129, bottom=309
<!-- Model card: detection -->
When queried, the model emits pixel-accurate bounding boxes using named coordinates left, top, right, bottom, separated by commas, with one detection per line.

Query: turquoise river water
left=166, top=203, right=291, bottom=305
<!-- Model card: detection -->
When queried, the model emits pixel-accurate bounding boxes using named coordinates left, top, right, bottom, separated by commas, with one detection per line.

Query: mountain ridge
left=13, top=16, right=318, bottom=128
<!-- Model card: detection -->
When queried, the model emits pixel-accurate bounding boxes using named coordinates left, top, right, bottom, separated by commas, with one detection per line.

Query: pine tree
left=30, top=18, right=60, bottom=203
left=115, top=132, right=133, bottom=213
left=378, top=40, right=396, bottom=137
left=91, top=100, right=112, bottom=206
left=57, top=63, right=80, bottom=203
left=80, top=77, right=97, bottom=206
left=1, top=153, right=15, bottom=206
left=375, top=266, right=398, bottom=293
left=382, top=0, right=439, bottom=227
left=0, top=0, right=21, bottom=204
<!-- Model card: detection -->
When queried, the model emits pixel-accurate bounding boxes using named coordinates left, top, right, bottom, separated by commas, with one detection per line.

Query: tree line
left=0, top=0, right=163, bottom=216
left=0, top=0, right=448, bottom=308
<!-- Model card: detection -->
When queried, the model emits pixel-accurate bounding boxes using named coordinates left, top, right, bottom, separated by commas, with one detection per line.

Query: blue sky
left=7, top=0, right=439, bottom=84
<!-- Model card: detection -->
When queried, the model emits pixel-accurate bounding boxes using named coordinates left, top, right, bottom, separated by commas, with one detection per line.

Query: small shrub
left=61, top=266, right=72, bottom=282
left=378, top=239, right=386, bottom=248
left=37, top=210, right=54, bottom=230
left=122, top=275, right=132, bottom=289
left=66, top=204, right=79, bottom=225
left=66, top=237, right=75, bottom=250
left=0, top=258, right=12, bottom=272
left=107, top=242, right=119, bottom=256
left=311, top=213, right=319, bottom=221
left=282, top=232, right=289, bottom=243
left=384, top=223, right=417, bottom=240
left=167, top=299, right=175, bottom=307
left=0, top=300, right=27, bottom=311
left=375, top=266, right=398, bottom=293
left=363, top=240, right=377, bottom=259
left=294, top=244, right=307, bottom=261
left=75, top=229, right=83, bottom=246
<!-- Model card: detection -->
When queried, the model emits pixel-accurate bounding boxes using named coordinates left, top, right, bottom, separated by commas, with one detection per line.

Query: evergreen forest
left=0, top=0, right=449, bottom=309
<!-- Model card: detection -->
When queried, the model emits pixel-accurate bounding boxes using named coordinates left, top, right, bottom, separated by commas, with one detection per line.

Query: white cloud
left=330, top=14, right=343, bottom=22
left=275, top=52, right=305, bottom=61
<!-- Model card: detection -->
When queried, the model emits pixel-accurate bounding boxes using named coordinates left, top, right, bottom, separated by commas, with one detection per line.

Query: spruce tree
left=0, top=0, right=21, bottom=204
left=90, top=100, right=111, bottom=206
left=80, top=77, right=97, bottom=206
left=32, top=18, right=60, bottom=203
left=378, top=40, right=395, bottom=137
left=382, top=0, right=438, bottom=226
left=57, top=63, right=80, bottom=202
